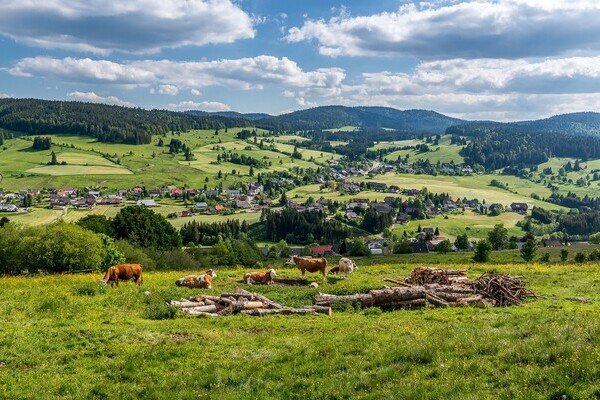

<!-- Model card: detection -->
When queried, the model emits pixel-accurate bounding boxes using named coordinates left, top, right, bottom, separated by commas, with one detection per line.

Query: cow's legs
left=301, top=269, right=305, bottom=279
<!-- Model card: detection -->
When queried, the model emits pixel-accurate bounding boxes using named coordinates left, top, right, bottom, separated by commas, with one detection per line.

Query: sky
left=1, top=0, right=600, bottom=121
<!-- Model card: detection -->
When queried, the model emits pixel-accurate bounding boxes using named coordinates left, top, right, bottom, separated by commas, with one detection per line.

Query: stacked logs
left=473, top=273, right=535, bottom=306
left=405, top=267, right=471, bottom=285
left=315, top=282, right=496, bottom=309
left=170, top=287, right=331, bottom=317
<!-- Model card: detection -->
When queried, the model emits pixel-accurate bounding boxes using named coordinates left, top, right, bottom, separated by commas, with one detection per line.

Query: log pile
left=473, top=273, right=535, bottom=307
left=170, top=287, right=331, bottom=317
left=315, top=282, right=496, bottom=309
left=405, top=267, right=471, bottom=285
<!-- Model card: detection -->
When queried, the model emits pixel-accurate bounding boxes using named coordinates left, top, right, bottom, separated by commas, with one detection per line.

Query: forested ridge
left=0, top=98, right=251, bottom=144
left=456, top=124, right=600, bottom=170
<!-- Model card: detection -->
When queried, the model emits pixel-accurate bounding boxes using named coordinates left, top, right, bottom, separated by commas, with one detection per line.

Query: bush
left=473, top=239, right=493, bottom=262
left=144, top=294, right=177, bottom=320
left=574, top=252, right=587, bottom=263
left=539, top=253, right=550, bottom=263
left=348, top=238, right=371, bottom=257
left=560, top=249, right=569, bottom=262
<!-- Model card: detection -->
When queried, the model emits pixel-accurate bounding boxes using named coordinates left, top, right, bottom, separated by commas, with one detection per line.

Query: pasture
left=1, top=259, right=599, bottom=399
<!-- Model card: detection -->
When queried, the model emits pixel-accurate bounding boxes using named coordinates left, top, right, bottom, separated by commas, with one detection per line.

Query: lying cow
left=243, top=269, right=277, bottom=285
left=289, top=255, right=327, bottom=281
left=329, top=257, right=358, bottom=277
left=99, top=263, right=143, bottom=287
left=175, top=269, right=217, bottom=289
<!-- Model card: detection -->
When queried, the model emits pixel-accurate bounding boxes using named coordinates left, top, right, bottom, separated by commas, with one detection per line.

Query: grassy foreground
left=1, top=260, right=599, bottom=399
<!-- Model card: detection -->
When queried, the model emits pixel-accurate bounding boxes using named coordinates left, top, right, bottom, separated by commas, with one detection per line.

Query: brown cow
left=99, top=264, right=143, bottom=287
left=175, top=269, right=217, bottom=289
left=243, top=269, right=277, bottom=285
left=290, top=256, right=327, bottom=281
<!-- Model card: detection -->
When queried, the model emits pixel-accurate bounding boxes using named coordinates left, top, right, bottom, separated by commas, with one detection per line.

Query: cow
left=243, top=269, right=277, bottom=285
left=99, top=264, right=143, bottom=287
left=329, top=257, right=358, bottom=277
left=289, top=255, right=327, bottom=281
left=175, top=269, right=217, bottom=289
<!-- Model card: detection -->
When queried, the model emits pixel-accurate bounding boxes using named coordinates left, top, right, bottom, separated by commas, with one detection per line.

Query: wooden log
left=369, top=287, right=426, bottom=304
left=190, top=294, right=221, bottom=302
left=314, top=293, right=374, bottom=307
left=240, top=308, right=318, bottom=316
left=170, top=300, right=205, bottom=308
left=220, top=293, right=253, bottom=300
left=235, top=287, right=284, bottom=309
left=383, top=278, right=412, bottom=288
left=304, top=305, right=332, bottom=316
left=378, top=299, right=427, bottom=308
left=433, top=285, right=475, bottom=294
left=184, top=310, right=220, bottom=317
left=425, top=293, right=449, bottom=308
left=229, top=301, right=266, bottom=313
left=430, top=291, right=467, bottom=302
left=183, top=305, right=219, bottom=313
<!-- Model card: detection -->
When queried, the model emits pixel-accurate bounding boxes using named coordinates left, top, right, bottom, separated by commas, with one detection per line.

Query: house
left=443, top=200, right=457, bottom=211
left=149, top=189, right=161, bottom=198
left=372, top=203, right=392, bottom=214
left=311, top=245, right=334, bottom=256
left=422, top=228, right=435, bottom=236
left=195, top=202, right=209, bottom=210
left=137, top=199, right=157, bottom=207
left=0, top=204, right=18, bottom=212
left=345, top=211, right=359, bottom=221
left=101, top=195, right=122, bottom=205
left=464, top=199, right=479, bottom=208
left=176, top=210, right=193, bottom=218
left=203, top=189, right=220, bottom=198
left=131, top=187, right=144, bottom=197
left=50, top=196, right=70, bottom=210
left=118, top=189, right=128, bottom=198
left=384, top=196, right=396, bottom=205
left=396, top=213, right=410, bottom=224
left=543, top=239, right=563, bottom=247
left=75, top=196, right=97, bottom=209
left=223, top=189, right=240, bottom=198
left=235, top=199, right=252, bottom=209
left=511, top=202, right=529, bottom=214
left=406, top=189, right=419, bottom=196
left=410, top=242, right=431, bottom=253
left=368, top=182, right=388, bottom=191
left=170, top=188, right=184, bottom=198
left=248, top=183, right=264, bottom=196
left=63, top=187, right=78, bottom=197
left=389, top=185, right=400, bottom=193
left=212, top=205, right=226, bottom=213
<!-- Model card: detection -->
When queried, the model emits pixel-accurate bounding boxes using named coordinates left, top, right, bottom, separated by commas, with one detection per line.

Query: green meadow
left=1, top=259, right=599, bottom=399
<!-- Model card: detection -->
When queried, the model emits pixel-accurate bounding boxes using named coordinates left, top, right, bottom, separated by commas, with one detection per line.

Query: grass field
left=286, top=184, right=403, bottom=203
left=1, top=259, right=600, bottom=399
left=384, top=136, right=465, bottom=164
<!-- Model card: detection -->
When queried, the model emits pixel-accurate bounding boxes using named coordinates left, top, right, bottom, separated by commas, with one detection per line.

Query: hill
left=256, top=105, right=465, bottom=133
left=185, top=110, right=272, bottom=121
left=515, top=112, right=600, bottom=136
left=0, top=98, right=251, bottom=145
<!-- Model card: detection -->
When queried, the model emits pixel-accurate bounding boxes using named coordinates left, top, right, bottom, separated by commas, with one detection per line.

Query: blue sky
left=1, top=0, right=600, bottom=121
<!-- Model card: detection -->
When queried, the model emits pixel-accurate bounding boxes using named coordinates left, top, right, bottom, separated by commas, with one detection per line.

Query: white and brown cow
left=290, top=255, right=328, bottom=281
left=175, top=269, right=217, bottom=289
left=243, top=269, right=277, bottom=285
left=99, top=263, right=143, bottom=287
left=329, top=257, right=358, bottom=277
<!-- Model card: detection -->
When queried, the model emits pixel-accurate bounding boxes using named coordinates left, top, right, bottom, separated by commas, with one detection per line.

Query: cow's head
left=352, top=262, right=358, bottom=270
left=285, top=257, right=295, bottom=266
left=206, top=269, right=217, bottom=278
left=268, top=269, right=277, bottom=279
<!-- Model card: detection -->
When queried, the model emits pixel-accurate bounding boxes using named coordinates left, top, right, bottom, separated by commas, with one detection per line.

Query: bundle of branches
left=473, top=273, right=534, bottom=307
left=405, top=267, right=471, bottom=285
left=170, top=287, right=331, bottom=317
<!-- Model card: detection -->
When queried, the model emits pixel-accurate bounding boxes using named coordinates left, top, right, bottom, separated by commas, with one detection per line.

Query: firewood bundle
left=473, top=273, right=535, bottom=307
left=170, top=287, right=331, bottom=317
left=405, top=267, right=471, bottom=285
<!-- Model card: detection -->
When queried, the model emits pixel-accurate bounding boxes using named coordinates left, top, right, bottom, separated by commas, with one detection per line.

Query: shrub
left=560, top=249, right=569, bottom=262
left=144, top=295, right=177, bottom=320
left=473, top=239, right=492, bottom=262
left=539, top=253, right=550, bottom=263
left=574, top=252, right=587, bottom=263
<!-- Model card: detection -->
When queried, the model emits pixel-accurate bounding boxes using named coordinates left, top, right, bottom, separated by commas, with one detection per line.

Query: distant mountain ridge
left=185, top=110, right=272, bottom=121
left=253, top=105, right=466, bottom=134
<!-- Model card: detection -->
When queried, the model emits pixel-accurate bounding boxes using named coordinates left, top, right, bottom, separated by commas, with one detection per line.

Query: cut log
left=369, top=287, right=426, bottom=304
left=378, top=299, right=427, bottom=308
left=229, top=301, right=266, bottom=313
left=170, top=300, right=205, bottom=308
left=304, top=305, right=332, bottom=316
left=220, top=293, right=253, bottom=300
left=314, top=293, right=374, bottom=307
left=425, top=293, right=449, bottom=308
left=190, top=294, right=221, bottom=303
left=184, top=310, right=220, bottom=317
left=235, top=287, right=284, bottom=309
left=383, top=278, right=412, bottom=288
left=183, top=305, right=219, bottom=313
left=240, top=308, right=318, bottom=316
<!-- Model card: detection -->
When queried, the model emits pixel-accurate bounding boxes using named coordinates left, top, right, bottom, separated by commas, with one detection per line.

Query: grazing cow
left=243, top=269, right=277, bottom=285
left=290, top=255, right=328, bottom=280
left=329, top=257, right=358, bottom=277
left=99, top=264, right=143, bottom=287
left=175, top=269, right=217, bottom=289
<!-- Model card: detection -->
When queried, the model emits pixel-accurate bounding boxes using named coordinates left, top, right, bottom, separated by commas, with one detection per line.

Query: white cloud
left=165, top=100, right=230, bottom=112
left=0, top=93, right=14, bottom=98
left=10, top=56, right=346, bottom=96
left=190, top=89, right=202, bottom=96
left=66, top=91, right=133, bottom=106
left=286, top=0, right=600, bottom=59
left=157, top=84, right=179, bottom=96
left=0, top=0, right=254, bottom=54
